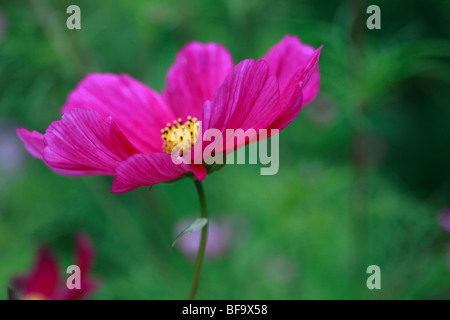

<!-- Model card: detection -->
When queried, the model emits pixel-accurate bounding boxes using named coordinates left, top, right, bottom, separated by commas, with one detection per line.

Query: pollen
left=161, top=116, right=200, bottom=155
left=23, top=293, right=48, bottom=300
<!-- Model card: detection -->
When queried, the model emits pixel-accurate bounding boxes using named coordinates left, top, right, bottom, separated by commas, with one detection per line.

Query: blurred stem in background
left=28, top=0, right=95, bottom=76
left=348, top=0, right=369, bottom=271
left=189, top=180, right=209, bottom=300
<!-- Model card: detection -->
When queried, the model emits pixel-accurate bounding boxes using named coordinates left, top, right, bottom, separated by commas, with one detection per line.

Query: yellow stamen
left=22, top=293, right=48, bottom=300
left=161, top=116, right=200, bottom=155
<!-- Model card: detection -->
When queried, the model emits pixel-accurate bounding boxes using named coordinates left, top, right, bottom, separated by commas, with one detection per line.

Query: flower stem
left=188, top=180, right=208, bottom=300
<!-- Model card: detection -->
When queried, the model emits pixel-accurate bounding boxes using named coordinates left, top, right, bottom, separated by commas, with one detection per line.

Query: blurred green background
left=1, top=0, right=449, bottom=299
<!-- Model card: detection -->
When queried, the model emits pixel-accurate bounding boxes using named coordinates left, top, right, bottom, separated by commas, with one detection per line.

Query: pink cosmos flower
left=17, top=35, right=322, bottom=193
left=8, top=234, right=99, bottom=300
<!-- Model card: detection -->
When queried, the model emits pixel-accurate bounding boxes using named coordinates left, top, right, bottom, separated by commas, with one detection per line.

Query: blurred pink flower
left=17, top=36, right=322, bottom=193
left=8, top=234, right=99, bottom=300
left=439, top=208, right=450, bottom=233
left=0, top=123, right=25, bottom=177
left=174, top=218, right=232, bottom=259
left=0, top=10, right=5, bottom=42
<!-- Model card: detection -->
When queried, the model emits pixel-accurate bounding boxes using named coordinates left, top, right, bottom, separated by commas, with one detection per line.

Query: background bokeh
left=1, top=0, right=449, bottom=299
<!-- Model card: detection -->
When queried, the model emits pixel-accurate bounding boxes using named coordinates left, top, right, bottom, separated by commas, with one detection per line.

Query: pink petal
left=163, top=42, right=233, bottom=120
left=188, top=163, right=207, bottom=181
left=15, top=246, right=60, bottom=298
left=44, top=109, right=139, bottom=176
left=54, top=234, right=99, bottom=300
left=111, top=153, right=204, bottom=193
left=302, top=67, right=320, bottom=106
left=269, top=46, right=322, bottom=131
left=16, top=128, right=44, bottom=160
left=55, top=278, right=99, bottom=300
left=263, top=35, right=321, bottom=106
left=202, top=59, right=279, bottom=154
left=62, top=73, right=174, bottom=154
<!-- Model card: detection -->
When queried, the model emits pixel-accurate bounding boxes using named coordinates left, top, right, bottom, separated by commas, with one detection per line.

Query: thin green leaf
left=171, top=218, right=208, bottom=248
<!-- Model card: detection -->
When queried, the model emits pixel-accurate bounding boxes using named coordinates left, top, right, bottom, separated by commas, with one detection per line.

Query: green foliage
left=0, top=0, right=449, bottom=299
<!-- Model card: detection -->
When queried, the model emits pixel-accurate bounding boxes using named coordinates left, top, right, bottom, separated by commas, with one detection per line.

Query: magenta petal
left=188, top=164, right=207, bottom=181
left=203, top=59, right=279, bottom=153
left=111, top=153, right=206, bottom=193
left=111, top=153, right=194, bottom=193
left=269, top=46, right=322, bottom=131
left=263, top=35, right=321, bottom=106
left=44, top=109, right=138, bottom=176
left=79, top=278, right=100, bottom=299
left=163, top=42, right=233, bottom=120
left=109, top=120, right=141, bottom=159
left=302, top=67, right=320, bottom=106
left=54, top=234, right=98, bottom=300
left=62, top=73, right=174, bottom=154
left=18, top=246, right=60, bottom=298
left=54, top=278, right=99, bottom=300
left=16, top=128, right=45, bottom=160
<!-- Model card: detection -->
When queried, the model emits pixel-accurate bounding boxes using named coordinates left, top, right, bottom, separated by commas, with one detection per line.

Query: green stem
left=188, top=180, right=208, bottom=300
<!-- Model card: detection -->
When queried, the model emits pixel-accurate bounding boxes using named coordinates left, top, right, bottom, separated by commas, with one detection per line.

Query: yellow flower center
left=161, top=116, right=200, bottom=155
left=23, top=293, right=48, bottom=300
